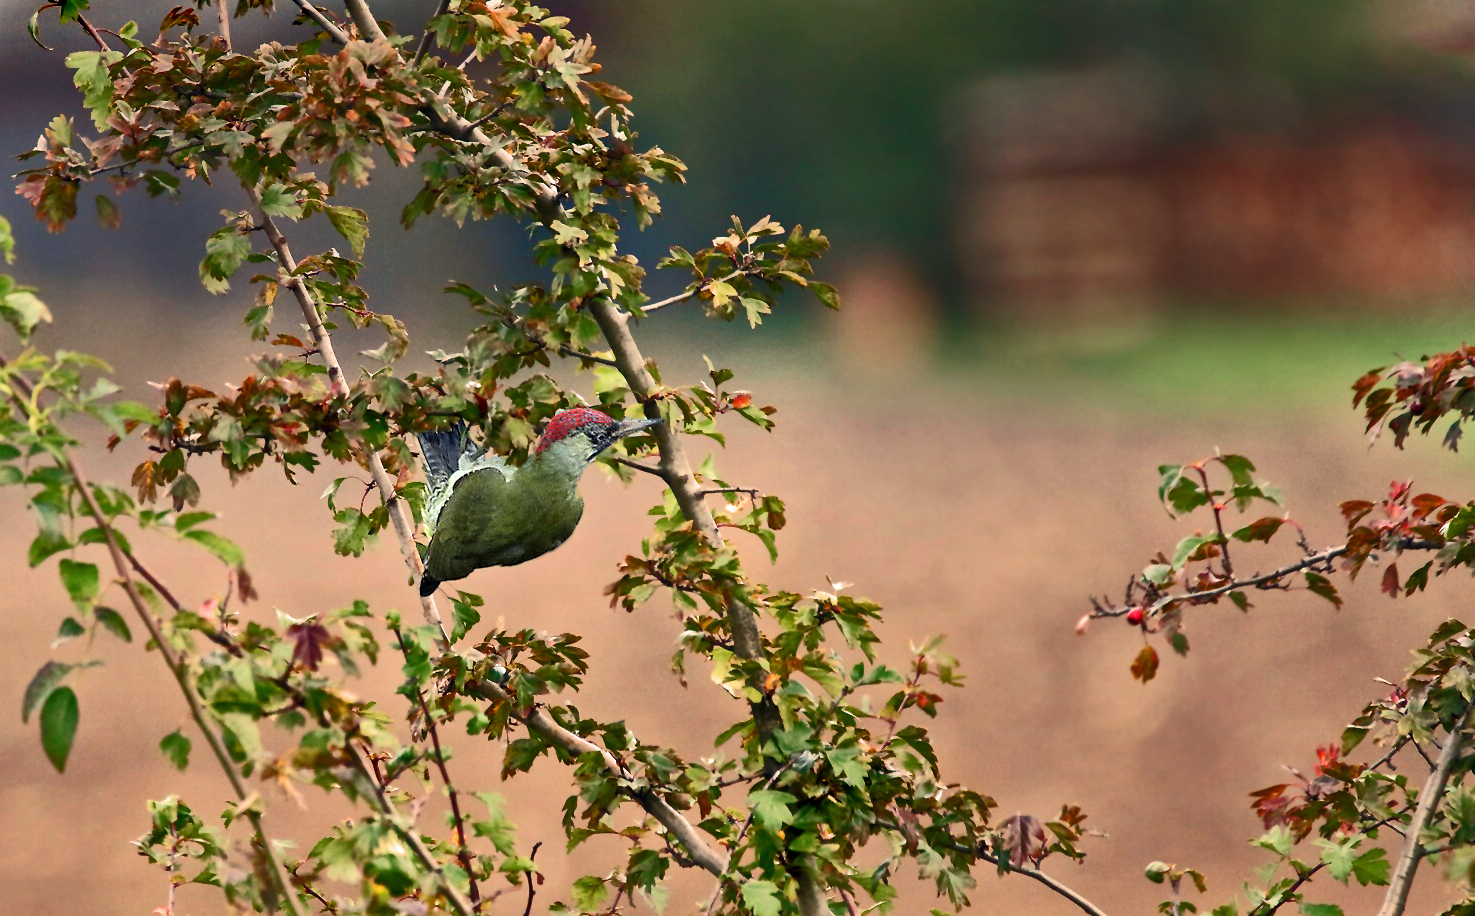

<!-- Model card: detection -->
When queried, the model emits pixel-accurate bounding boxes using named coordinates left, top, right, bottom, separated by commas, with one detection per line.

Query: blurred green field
left=940, top=307, right=1475, bottom=417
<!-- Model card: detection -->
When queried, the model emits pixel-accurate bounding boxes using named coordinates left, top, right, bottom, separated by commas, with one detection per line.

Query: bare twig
left=641, top=270, right=749, bottom=315
left=1375, top=704, right=1473, bottom=916
left=214, top=0, right=232, bottom=51
left=611, top=456, right=664, bottom=478
left=521, top=842, right=542, bottom=916
left=285, top=0, right=350, bottom=43
left=411, top=0, right=451, bottom=64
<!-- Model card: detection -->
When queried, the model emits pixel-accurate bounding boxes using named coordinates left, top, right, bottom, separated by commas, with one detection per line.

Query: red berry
left=1126, top=608, right=1145, bottom=626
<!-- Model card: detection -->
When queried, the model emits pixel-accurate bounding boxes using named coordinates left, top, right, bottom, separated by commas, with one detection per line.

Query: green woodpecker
left=415, top=408, right=660, bottom=596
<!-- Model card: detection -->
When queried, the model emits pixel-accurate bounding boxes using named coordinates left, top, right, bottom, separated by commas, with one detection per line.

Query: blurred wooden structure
left=960, top=65, right=1475, bottom=321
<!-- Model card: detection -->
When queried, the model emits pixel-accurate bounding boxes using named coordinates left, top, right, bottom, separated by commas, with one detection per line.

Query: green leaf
left=570, top=875, right=608, bottom=911
left=185, top=530, right=244, bottom=567
left=1143, top=563, right=1174, bottom=585
left=40, top=686, right=79, bottom=772
left=741, top=880, right=783, bottom=916
left=94, top=606, right=131, bottom=642
left=1, top=286, right=53, bottom=341
left=325, top=205, right=370, bottom=258
left=54, top=616, right=85, bottom=646
left=159, top=730, right=191, bottom=770
left=450, top=593, right=481, bottom=643
left=23, top=661, right=72, bottom=722
left=1321, top=839, right=1357, bottom=883
left=1351, top=847, right=1390, bottom=887
left=257, top=183, right=304, bottom=220
left=94, top=193, right=121, bottom=230
left=199, top=227, right=251, bottom=294
left=65, top=49, right=113, bottom=130
left=58, top=558, right=99, bottom=611
left=810, top=280, right=840, bottom=309
left=747, top=789, right=796, bottom=828
left=1299, top=905, right=1344, bottom=916
left=1171, top=534, right=1215, bottom=570
left=1304, top=572, right=1342, bottom=609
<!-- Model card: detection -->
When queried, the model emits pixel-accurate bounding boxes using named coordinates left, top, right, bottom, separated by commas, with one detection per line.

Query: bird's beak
left=613, top=417, right=662, bottom=439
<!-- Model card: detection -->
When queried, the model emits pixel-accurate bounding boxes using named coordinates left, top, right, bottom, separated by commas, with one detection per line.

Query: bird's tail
left=416, top=422, right=474, bottom=489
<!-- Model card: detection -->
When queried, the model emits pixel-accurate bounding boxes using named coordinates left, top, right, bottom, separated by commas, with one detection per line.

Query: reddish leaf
left=1250, top=783, right=1294, bottom=828
left=1352, top=368, right=1385, bottom=407
left=1339, top=500, right=1375, bottom=528
left=1231, top=517, right=1284, bottom=544
left=1381, top=564, right=1400, bottom=599
left=1412, top=493, right=1448, bottom=519
left=287, top=621, right=335, bottom=671
left=1000, top=813, right=1048, bottom=867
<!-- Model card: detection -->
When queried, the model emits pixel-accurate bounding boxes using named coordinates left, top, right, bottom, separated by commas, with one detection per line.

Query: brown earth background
left=7, top=1, right=1475, bottom=914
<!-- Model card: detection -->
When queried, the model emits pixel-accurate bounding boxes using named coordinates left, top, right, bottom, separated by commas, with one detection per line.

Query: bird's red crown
left=535, top=408, right=615, bottom=454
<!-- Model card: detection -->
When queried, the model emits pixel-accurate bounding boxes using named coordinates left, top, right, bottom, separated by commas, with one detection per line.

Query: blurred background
left=6, top=0, right=1475, bottom=913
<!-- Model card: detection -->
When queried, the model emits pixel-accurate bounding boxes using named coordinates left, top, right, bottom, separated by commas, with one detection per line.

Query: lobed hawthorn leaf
left=1131, top=645, right=1159, bottom=684
left=740, top=880, right=783, bottom=916
left=159, top=730, right=190, bottom=770
left=325, top=205, right=370, bottom=258
left=1001, top=813, right=1048, bottom=867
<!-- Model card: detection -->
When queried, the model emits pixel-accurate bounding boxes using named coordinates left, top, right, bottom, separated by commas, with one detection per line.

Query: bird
left=415, top=407, right=660, bottom=597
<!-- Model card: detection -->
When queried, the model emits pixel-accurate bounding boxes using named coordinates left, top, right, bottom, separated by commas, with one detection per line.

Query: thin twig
left=1375, top=704, right=1474, bottom=916
left=0, top=357, right=303, bottom=916
left=521, top=842, right=542, bottom=916
left=464, top=678, right=729, bottom=875
left=411, top=0, right=451, bottom=64
left=611, top=456, right=663, bottom=478
left=704, top=759, right=799, bottom=916
left=254, top=207, right=450, bottom=644
left=394, top=624, right=480, bottom=907
left=285, top=0, right=350, bottom=43
left=641, top=270, right=748, bottom=315
left=1193, top=465, right=1232, bottom=576
left=75, top=12, right=111, bottom=51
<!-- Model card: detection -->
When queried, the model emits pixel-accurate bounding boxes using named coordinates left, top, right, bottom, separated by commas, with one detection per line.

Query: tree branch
left=254, top=207, right=450, bottom=644
left=341, top=0, right=386, bottom=42
left=0, top=356, right=302, bottom=915
left=464, top=678, right=729, bottom=875
left=1375, top=704, right=1473, bottom=916
left=411, top=0, right=450, bottom=64
left=285, top=0, right=350, bottom=43
left=641, top=270, right=748, bottom=315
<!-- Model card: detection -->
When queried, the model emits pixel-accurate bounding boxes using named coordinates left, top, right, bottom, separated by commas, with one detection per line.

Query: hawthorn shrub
left=9, top=2, right=1475, bottom=916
